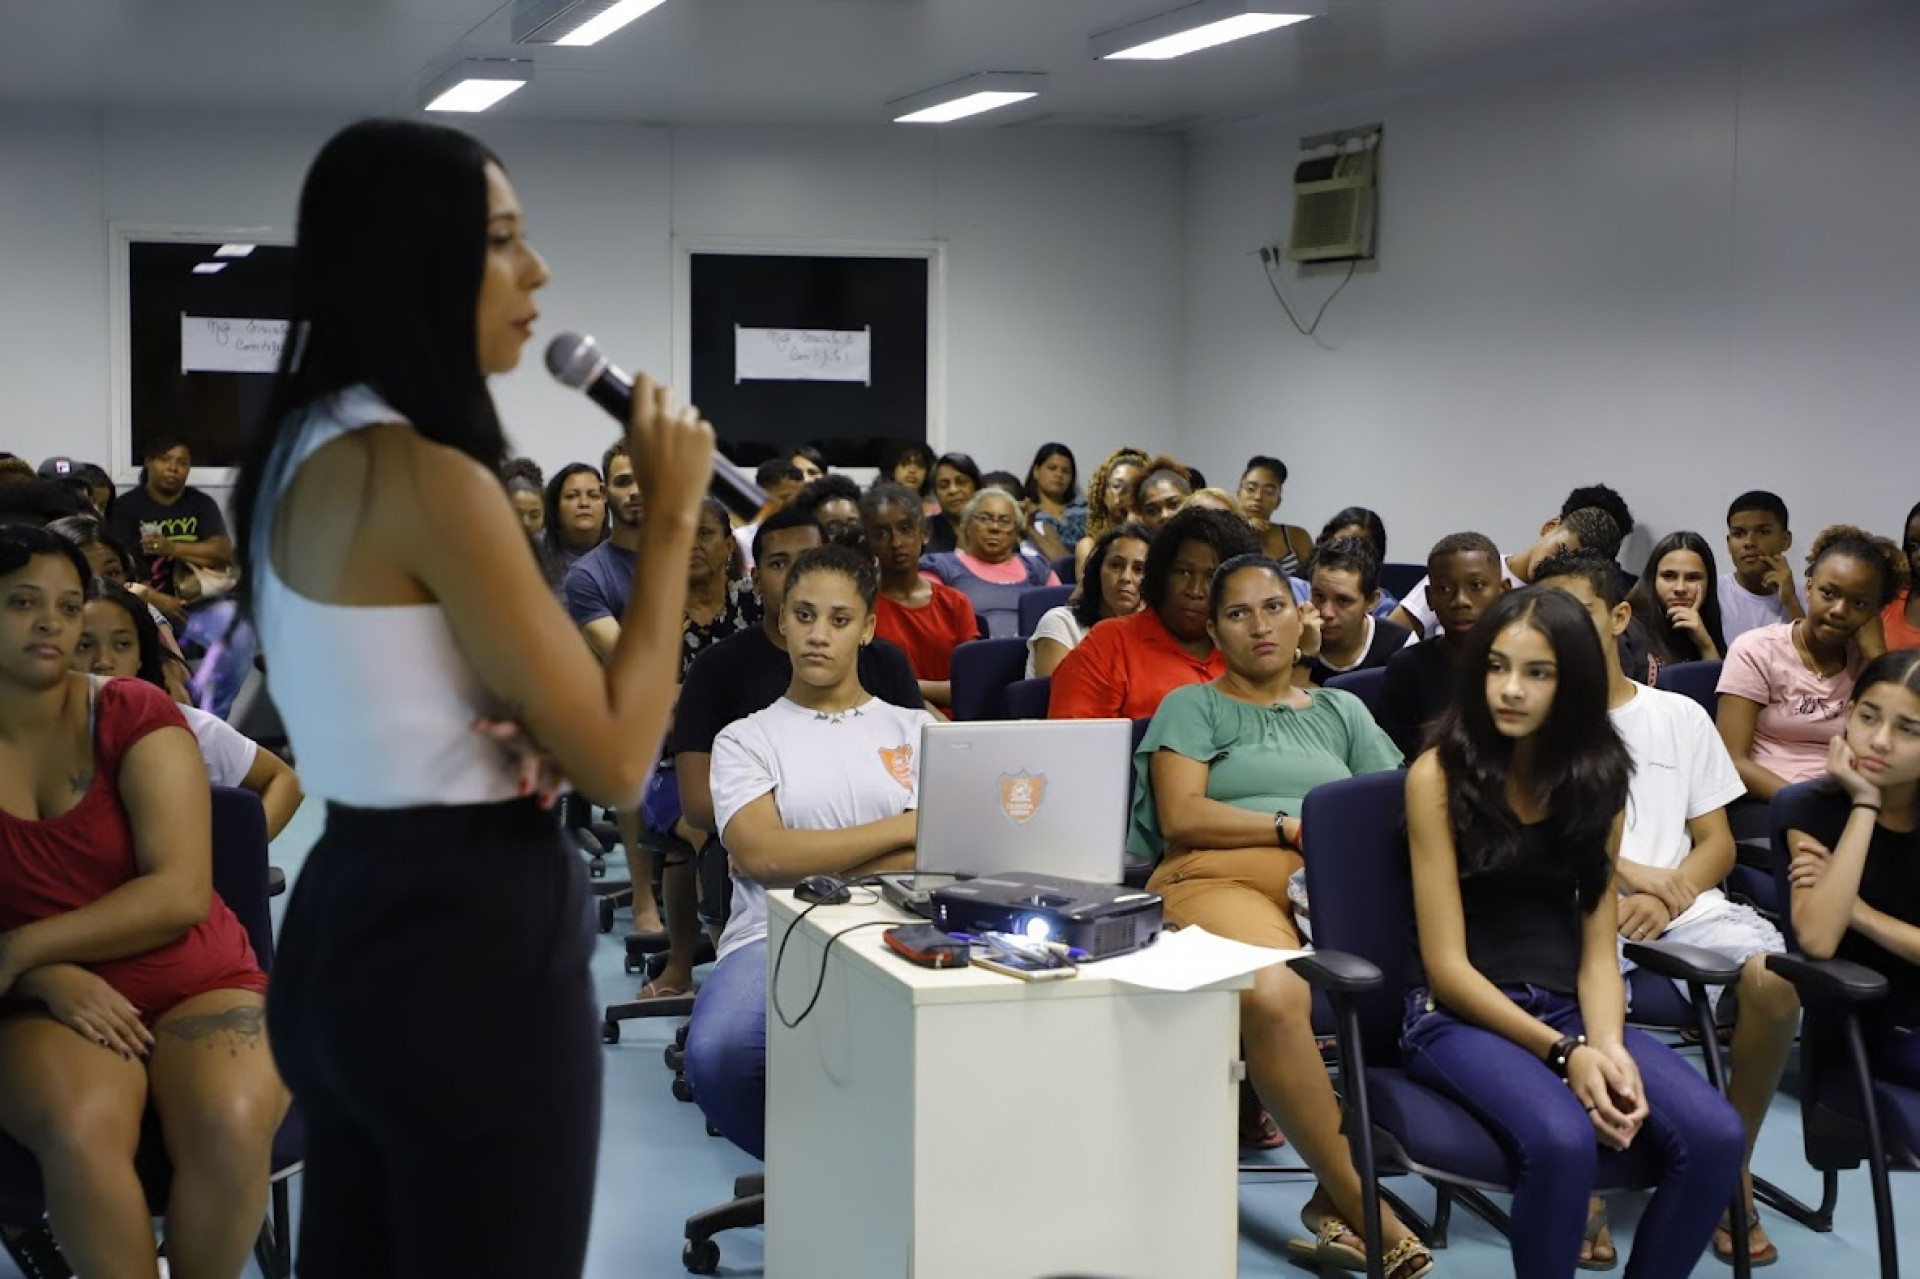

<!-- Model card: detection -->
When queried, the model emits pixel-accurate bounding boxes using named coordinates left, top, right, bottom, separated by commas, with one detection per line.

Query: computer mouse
left=794, top=874, right=852, bottom=906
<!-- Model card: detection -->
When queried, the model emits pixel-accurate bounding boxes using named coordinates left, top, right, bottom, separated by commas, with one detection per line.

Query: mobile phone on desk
left=972, top=951, right=1077, bottom=982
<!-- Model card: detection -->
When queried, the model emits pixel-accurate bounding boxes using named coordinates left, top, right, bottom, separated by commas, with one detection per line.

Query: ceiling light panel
left=419, top=59, right=534, bottom=113
left=1091, top=0, right=1324, bottom=61
left=887, top=72, right=1047, bottom=126
left=512, top=0, right=670, bottom=47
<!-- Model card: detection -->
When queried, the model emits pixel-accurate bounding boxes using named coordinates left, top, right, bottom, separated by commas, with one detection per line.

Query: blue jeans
left=1402, top=986, right=1744, bottom=1279
left=684, top=939, right=767, bottom=1159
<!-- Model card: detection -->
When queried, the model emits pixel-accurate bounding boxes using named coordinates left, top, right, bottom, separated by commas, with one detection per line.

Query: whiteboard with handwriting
left=734, top=325, right=872, bottom=385
left=181, top=314, right=290, bottom=375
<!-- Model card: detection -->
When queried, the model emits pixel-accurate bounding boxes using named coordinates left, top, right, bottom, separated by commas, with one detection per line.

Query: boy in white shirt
left=1537, top=550, right=1798, bottom=1268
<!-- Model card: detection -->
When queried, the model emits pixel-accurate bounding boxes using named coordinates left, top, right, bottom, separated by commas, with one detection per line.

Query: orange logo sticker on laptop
left=999, top=771, right=1046, bottom=824
left=879, top=744, right=915, bottom=791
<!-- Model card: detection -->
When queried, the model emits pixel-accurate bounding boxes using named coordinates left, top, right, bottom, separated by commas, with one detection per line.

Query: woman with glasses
left=918, top=489, right=1057, bottom=639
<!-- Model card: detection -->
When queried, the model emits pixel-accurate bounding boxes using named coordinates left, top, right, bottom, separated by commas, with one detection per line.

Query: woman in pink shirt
left=917, top=489, right=1057, bottom=639
left=1718, top=525, right=1909, bottom=798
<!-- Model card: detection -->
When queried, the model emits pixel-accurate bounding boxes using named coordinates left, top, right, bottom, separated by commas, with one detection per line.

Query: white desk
left=765, top=891, right=1249, bottom=1279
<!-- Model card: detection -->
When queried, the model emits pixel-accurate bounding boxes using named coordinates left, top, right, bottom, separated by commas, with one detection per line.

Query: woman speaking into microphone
left=229, top=119, right=713, bottom=1277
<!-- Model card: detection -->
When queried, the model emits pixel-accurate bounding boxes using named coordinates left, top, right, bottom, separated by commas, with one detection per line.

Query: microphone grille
left=544, top=331, right=605, bottom=389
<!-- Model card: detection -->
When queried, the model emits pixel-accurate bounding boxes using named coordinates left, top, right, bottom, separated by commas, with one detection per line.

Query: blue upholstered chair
left=1292, top=771, right=1753, bottom=1278
left=1016, top=585, right=1075, bottom=638
left=1324, top=667, right=1388, bottom=719
left=0, top=787, right=302, bottom=1279
left=948, top=637, right=1030, bottom=721
left=1003, top=677, right=1051, bottom=721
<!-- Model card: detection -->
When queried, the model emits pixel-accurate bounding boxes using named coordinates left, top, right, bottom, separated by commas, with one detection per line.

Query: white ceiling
left=0, top=0, right=1867, bottom=131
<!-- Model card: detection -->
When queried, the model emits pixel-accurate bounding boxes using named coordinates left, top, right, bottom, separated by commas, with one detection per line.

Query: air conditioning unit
left=1286, top=143, right=1377, bottom=263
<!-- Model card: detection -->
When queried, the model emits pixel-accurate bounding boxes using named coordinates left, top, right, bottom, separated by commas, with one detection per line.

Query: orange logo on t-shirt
left=879, top=744, right=915, bottom=791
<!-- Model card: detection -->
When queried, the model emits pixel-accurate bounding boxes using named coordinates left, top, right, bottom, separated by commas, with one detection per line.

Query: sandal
left=1381, top=1236, right=1435, bottom=1279
left=635, top=980, right=688, bottom=1000
left=1284, top=1212, right=1368, bottom=1271
left=1579, top=1199, right=1618, bottom=1271
left=1712, top=1208, right=1779, bottom=1268
left=1239, top=1106, right=1286, bottom=1150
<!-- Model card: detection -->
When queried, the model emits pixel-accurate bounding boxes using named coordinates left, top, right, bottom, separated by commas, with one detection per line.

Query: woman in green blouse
left=1135, top=553, right=1429, bottom=1278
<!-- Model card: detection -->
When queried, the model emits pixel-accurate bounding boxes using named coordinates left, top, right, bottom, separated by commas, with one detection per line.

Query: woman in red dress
left=0, top=524, right=287, bottom=1277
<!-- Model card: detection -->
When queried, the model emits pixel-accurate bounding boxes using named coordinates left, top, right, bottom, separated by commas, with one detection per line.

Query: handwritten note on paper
left=180, top=315, right=290, bottom=375
left=735, top=325, right=872, bottom=386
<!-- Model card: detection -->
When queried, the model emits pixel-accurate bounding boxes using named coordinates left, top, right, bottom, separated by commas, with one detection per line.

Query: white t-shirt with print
left=710, top=696, right=937, bottom=960
left=1609, top=683, right=1747, bottom=930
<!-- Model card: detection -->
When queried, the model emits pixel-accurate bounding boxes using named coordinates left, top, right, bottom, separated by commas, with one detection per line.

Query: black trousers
left=269, top=798, right=603, bottom=1277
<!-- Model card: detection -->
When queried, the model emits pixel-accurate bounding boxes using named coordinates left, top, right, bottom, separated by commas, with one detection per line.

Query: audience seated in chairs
left=1388, top=485, right=1630, bottom=638
left=1131, top=552, right=1426, bottom=1276
left=1027, top=522, right=1150, bottom=679
left=0, top=525, right=288, bottom=1278
left=924, top=452, right=981, bottom=556
left=1305, top=537, right=1414, bottom=687
left=1403, top=586, right=1745, bottom=1278
left=77, top=582, right=306, bottom=842
left=672, top=506, right=924, bottom=886
left=1882, top=500, right=1920, bottom=652
left=1717, top=525, right=1908, bottom=801
left=1720, top=491, right=1804, bottom=645
left=1073, top=446, right=1149, bottom=580
left=1236, top=455, right=1315, bottom=576
left=917, top=489, right=1058, bottom=639
left=682, top=546, right=936, bottom=1159
left=862, top=483, right=979, bottom=714
left=1049, top=507, right=1259, bottom=721
left=1319, top=506, right=1402, bottom=619
left=1626, top=530, right=1728, bottom=671
left=1536, top=549, right=1799, bottom=1267
left=1020, top=442, right=1078, bottom=565
left=1378, top=531, right=1510, bottom=757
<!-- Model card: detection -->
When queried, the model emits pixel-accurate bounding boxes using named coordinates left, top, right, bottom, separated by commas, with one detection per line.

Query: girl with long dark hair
left=1403, top=588, right=1743, bottom=1277
left=1027, top=522, right=1149, bottom=678
left=1626, top=531, right=1727, bottom=667
left=227, top=119, right=713, bottom=1276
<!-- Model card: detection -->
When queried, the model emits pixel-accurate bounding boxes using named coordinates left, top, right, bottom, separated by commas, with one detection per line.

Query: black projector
left=929, top=872, right=1163, bottom=960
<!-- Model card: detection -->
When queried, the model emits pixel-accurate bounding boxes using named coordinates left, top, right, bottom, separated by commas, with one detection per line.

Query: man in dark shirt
left=1307, top=537, right=1414, bottom=687
left=1378, top=532, right=1509, bottom=756
left=108, top=435, right=231, bottom=595
left=673, top=506, right=923, bottom=842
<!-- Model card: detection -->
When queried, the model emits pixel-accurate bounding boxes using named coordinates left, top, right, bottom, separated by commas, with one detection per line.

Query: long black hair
left=1319, top=506, right=1388, bottom=561
left=1626, top=531, right=1726, bottom=665
left=1433, top=587, right=1632, bottom=912
left=230, top=119, right=507, bottom=621
left=86, top=584, right=175, bottom=693
left=1074, top=521, right=1152, bottom=628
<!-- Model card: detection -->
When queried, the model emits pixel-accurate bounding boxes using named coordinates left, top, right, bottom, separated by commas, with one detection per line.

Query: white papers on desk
left=1084, top=926, right=1305, bottom=992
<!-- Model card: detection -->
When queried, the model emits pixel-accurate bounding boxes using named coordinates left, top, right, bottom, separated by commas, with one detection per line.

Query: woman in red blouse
left=862, top=482, right=980, bottom=712
left=0, top=525, right=287, bottom=1277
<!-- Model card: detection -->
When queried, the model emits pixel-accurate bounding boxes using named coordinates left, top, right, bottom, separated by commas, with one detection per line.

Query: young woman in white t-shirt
left=686, top=544, right=937, bottom=1159
left=1027, top=522, right=1150, bottom=679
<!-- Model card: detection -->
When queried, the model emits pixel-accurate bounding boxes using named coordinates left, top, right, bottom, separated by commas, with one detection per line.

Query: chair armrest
left=1764, top=952, right=1890, bottom=1003
left=1289, top=950, right=1383, bottom=994
left=1622, top=939, right=1743, bottom=987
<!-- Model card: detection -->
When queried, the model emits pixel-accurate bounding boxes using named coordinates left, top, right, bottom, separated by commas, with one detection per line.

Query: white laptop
left=913, top=718, right=1133, bottom=884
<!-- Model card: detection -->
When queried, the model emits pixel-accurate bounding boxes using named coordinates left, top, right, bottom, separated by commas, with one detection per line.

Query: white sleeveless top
left=253, top=386, right=521, bottom=808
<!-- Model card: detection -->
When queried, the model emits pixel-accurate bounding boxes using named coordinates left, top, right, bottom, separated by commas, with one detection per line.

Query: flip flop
left=1713, top=1209, right=1780, bottom=1268
left=1579, top=1199, right=1618, bottom=1271
left=635, top=980, right=688, bottom=1000
left=1239, top=1106, right=1287, bottom=1150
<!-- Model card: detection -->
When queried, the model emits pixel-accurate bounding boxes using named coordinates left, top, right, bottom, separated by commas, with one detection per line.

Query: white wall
left=0, top=109, right=1185, bottom=494
left=1181, top=0, right=1920, bottom=572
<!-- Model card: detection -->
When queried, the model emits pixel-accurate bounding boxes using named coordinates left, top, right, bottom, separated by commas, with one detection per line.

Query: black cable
left=1260, top=253, right=1358, bottom=338
left=770, top=907, right=894, bottom=1031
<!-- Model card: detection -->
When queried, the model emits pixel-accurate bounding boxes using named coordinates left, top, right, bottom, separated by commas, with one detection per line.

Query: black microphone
left=545, top=331, right=766, bottom=516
